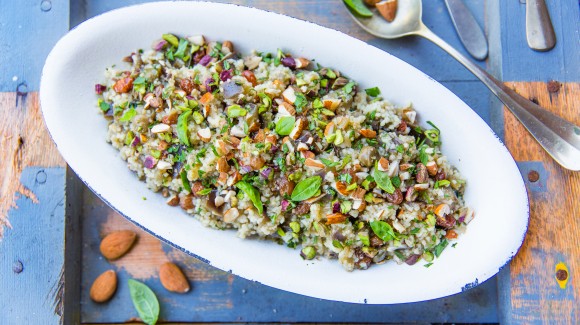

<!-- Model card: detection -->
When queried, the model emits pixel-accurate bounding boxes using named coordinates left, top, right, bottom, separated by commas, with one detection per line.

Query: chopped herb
left=174, top=38, right=189, bottom=59
left=370, top=220, right=398, bottom=242
left=177, top=111, right=192, bottom=146
left=294, top=93, right=307, bottom=111
left=419, top=146, right=429, bottom=165
left=332, top=240, right=344, bottom=249
left=338, top=173, right=352, bottom=184
left=196, top=188, right=212, bottom=196
left=391, top=176, right=401, bottom=188
left=373, top=164, right=395, bottom=194
left=393, top=251, right=405, bottom=260
left=343, top=81, right=356, bottom=94
left=98, top=99, right=110, bottom=112
left=291, top=176, right=322, bottom=201
left=396, top=144, right=405, bottom=153
left=434, top=239, right=448, bottom=257
left=236, top=181, right=263, bottom=214
left=424, top=262, right=434, bottom=268
left=321, top=158, right=339, bottom=167
left=312, top=98, right=324, bottom=109
left=452, top=243, right=458, bottom=248
left=410, top=228, right=420, bottom=235
left=275, top=116, right=295, bottom=136
left=365, top=87, right=381, bottom=97
left=180, top=170, right=191, bottom=192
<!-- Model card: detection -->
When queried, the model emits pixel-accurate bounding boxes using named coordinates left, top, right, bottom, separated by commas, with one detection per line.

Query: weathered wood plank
left=0, top=167, right=66, bottom=324
left=501, top=82, right=579, bottom=324
left=0, top=93, right=65, bottom=235
left=0, top=0, right=70, bottom=91
left=500, top=0, right=580, bottom=82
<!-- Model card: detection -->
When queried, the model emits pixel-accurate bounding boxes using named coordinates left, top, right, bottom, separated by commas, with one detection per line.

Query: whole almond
left=99, top=230, right=137, bottom=260
left=159, top=262, right=190, bottom=293
left=376, top=0, right=398, bottom=22
left=90, top=270, right=117, bottom=303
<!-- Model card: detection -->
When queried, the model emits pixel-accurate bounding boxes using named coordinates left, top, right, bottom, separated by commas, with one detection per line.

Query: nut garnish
left=326, top=213, right=348, bottom=225
left=304, top=158, right=325, bottom=170
left=426, top=161, right=438, bottom=176
left=151, top=123, right=171, bottom=134
left=376, top=0, right=398, bottom=22
left=223, top=207, right=240, bottom=223
left=359, top=129, right=377, bottom=138
left=216, top=156, right=230, bottom=173
left=197, top=127, right=212, bottom=142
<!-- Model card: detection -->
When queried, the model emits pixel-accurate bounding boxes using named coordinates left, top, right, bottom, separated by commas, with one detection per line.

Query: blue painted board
left=500, top=0, right=580, bottom=82
left=0, top=168, right=65, bottom=325
left=0, top=0, right=69, bottom=91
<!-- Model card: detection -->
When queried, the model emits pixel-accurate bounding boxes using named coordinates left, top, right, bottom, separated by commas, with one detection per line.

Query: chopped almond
left=199, top=92, right=214, bottom=105
left=249, top=156, right=265, bottom=170
left=323, top=98, right=341, bottom=111
left=227, top=171, right=242, bottom=186
left=248, top=121, right=260, bottom=133
left=434, top=203, right=451, bottom=218
left=304, top=158, right=325, bottom=170
left=278, top=102, right=296, bottom=116
left=335, top=181, right=352, bottom=196
left=216, top=139, right=231, bottom=155
left=265, top=134, right=277, bottom=145
left=296, top=142, right=309, bottom=152
left=216, top=157, right=230, bottom=173
left=326, top=213, right=347, bottom=225
left=161, top=110, right=178, bottom=125
left=359, top=129, right=377, bottom=139
left=253, top=129, right=265, bottom=143
left=426, top=161, right=438, bottom=176
left=226, top=136, right=241, bottom=148
left=197, top=128, right=212, bottom=142
left=202, top=105, right=211, bottom=117
left=350, top=187, right=366, bottom=200
left=113, top=77, right=134, bottom=93
left=217, top=172, right=228, bottom=185
left=301, top=151, right=315, bottom=159
left=400, top=163, right=413, bottom=171
left=223, top=207, right=240, bottom=223
left=413, top=183, right=429, bottom=191
left=378, top=157, right=390, bottom=171
left=289, top=118, right=306, bottom=140
left=445, top=229, right=458, bottom=239
left=158, top=140, right=169, bottom=151
left=282, top=87, right=297, bottom=104
left=151, top=123, right=171, bottom=134
left=295, top=58, right=310, bottom=69
left=324, top=121, right=336, bottom=137
left=376, top=0, right=398, bottom=22
left=139, top=134, right=148, bottom=143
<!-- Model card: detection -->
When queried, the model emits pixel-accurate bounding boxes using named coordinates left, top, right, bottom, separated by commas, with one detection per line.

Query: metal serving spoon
left=344, top=0, right=580, bottom=171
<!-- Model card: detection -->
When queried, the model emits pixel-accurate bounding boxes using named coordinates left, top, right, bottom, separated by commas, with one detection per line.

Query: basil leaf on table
left=343, top=0, right=373, bottom=17
left=177, top=111, right=191, bottom=146
left=236, top=181, right=263, bottom=214
left=291, top=176, right=322, bottom=201
left=370, top=220, right=398, bottom=242
left=275, top=116, right=295, bottom=136
left=128, top=279, right=160, bottom=325
left=372, top=164, right=395, bottom=194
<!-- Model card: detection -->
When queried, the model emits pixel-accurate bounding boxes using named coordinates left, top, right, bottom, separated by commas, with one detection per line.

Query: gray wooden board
left=0, top=167, right=65, bottom=325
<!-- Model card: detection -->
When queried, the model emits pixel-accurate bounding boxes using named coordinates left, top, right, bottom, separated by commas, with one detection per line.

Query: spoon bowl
left=346, top=0, right=423, bottom=38
left=344, top=0, right=580, bottom=171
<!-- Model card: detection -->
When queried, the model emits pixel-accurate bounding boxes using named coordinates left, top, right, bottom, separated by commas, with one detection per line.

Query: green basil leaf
left=365, top=87, right=381, bottom=97
left=275, top=116, right=295, bottom=136
left=119, top=108, right=137, bottom=122
left=434, top=239, right=448, bottom=257
left=291, top=176, right=322, bottom=201
left=128, top=279, right=159, bottom=325
left=320, top=158, right=339, bottom=167
left=98, top=99, right=110, bottom=112
left=177, top=111, right=191, bottom=146
left=236, top=181, right=263, bottom=214
left=370, top=220, right=397, bottom=242
left=133, top=77, right=147, bottom=85
left=294, top=93, right=307, bottom=110
left=391, top=176, right=401, bottom=188
left=174, top=38, right=189, bottom=59
left=196, top=188, right=212, bottom=196
left=180, top=170, right=191, bottom=193
left=373, top=164, right=395, bottom=194
left=419, top=146, right=429, bottom=165
left=342, top=0, right=373, bottom=17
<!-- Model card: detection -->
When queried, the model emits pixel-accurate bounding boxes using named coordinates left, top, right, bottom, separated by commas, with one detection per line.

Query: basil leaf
left=180, top=170, right=191, bottom=193
left=294, top=93, right=307, bottom=111
left=275, top=116, right=295, bottom=136
left=391, top=176, right=401, bottom=188
left=419, top=146, right=429, bottom=165
left=236, top=181, right=263, bottom=214
left=434, top=239, right=448, bottom=257
left=365, top=87, right=381, bottom=97
left=133, top=77, right=147, bottom=85
left=177, top=111, right=191, bottom=147
left=343, top=0, right=373, bottom=17
left=373, top=164, right=395, bottom=194
left=98, top=99, right=110, bottom=112
left=174, top=38, right=189, bottom=59
left=119, top=108, right=137, bottom=122
left=291, top=176, right=322, bottom=201
left=128, top=279, right=159, bottom=325
left=196, top=188, right=211, bottom=196
left=321, top=158, right=339, bottom=167
left=370, top=220, right=397, bottom=242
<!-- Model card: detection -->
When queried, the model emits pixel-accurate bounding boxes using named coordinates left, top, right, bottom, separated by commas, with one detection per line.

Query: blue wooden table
left=1, top=0, right=578, bottom=324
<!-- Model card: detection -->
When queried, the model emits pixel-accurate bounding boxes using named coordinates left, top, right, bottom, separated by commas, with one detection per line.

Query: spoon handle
left=417, top=25, right=580, bottom=171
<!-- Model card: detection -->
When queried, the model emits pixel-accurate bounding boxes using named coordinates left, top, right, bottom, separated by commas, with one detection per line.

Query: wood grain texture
left=503, top=81, right=579, bottom=324
left=0, top=93, right=64, bottom=236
